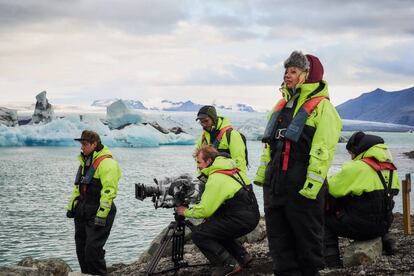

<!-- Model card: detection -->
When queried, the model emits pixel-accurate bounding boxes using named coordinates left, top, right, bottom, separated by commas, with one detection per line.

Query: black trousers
left=191, top=206, right=260, bottom=266
left=264, top=182, right=326, bottom=276
left=324, top=210, right=389, bottom=259
left=74, top=204, right=116, bottom=275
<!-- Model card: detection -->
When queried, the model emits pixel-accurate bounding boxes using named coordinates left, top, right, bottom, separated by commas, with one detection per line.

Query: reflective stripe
left=260, top=161, right=269, bottom=167
left=307, top=172, right=325, bottom=183
left=101, top=202, right=111, bottom=208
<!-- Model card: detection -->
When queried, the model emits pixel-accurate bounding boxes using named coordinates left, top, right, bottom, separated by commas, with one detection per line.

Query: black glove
left=94, top=216, right=106, bottom=227
left=66, top=210, right=75, bottom=218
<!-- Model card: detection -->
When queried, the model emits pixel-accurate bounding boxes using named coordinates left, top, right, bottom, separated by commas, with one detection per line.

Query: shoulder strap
left=201, top=132, right=208, bottom=145
left=302, top=96, right=328, bottom=114
left=272, top=99, right=287, bottom=112
left=80, top=154, right=112, bottom=184
left=362, top=157, right=395, bottom=210
left=212, top=168, right=250, bottom=192
left=225, top=128, right=233, bottom=145
left=92, top=154, right=112, bottom=169
left=213, top=126, right=233, bottom=148
left=362, top=157, right=397, bottom=171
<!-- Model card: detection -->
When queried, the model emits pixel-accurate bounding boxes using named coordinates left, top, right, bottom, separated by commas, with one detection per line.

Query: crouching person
left=324, top=132, right=400, bottom=267
left=176, top=145, right=260, bottom=276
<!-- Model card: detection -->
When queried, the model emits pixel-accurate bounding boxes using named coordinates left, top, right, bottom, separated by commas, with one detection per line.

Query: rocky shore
left=1, top=213, right=413, bottom=276
left=107, top=213, right=414, bottom=276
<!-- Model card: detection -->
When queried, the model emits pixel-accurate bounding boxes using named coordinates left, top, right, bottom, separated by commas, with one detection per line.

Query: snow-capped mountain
left=92, top=99, right=147, bottom=110
left=91, top=98, right=257, bottom=112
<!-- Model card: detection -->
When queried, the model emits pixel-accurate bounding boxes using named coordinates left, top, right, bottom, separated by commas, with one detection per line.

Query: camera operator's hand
left=176, top=206, right=187, bottom=216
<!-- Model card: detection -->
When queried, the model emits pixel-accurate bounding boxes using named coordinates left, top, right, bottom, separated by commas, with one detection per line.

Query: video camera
left=135, top=174, right=204, bottom=209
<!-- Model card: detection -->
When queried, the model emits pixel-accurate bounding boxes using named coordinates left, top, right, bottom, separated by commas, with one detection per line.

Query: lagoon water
left=0, top=132, right=413, bottom=270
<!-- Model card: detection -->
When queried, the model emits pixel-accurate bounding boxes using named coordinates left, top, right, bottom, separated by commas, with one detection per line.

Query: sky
left=0, top=0, right=413, bottom=110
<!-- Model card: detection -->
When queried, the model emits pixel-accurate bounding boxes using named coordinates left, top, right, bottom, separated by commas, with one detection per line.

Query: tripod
left=145, top=214, right=194, bottom=275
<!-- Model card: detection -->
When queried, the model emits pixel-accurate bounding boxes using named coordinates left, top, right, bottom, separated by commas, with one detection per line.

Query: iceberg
left=0, top=115, right=195, bottom=147
left=32, top=91, right=54, bottom=124
left=0, top=107, right=18, bottom=127
left=105, top=99, right=145, bottom=130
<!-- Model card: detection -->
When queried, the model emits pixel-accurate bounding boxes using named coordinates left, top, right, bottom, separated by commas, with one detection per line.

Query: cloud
left=183, top=63, right=277, bottom=86
left=0, top=0, right=412, bottom=106
left=0, top=0, right=188, bottom=34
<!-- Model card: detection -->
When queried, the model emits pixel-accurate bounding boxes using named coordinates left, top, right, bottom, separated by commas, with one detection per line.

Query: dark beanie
left=196, top=105, right=217, bottom=123
left=346, top=131, right=384, bottom=156
left=305, top=54, right=324, bottom=83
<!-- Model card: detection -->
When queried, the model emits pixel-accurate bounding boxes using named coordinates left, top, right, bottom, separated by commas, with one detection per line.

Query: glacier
left=0, top=101, right=413, bottom=148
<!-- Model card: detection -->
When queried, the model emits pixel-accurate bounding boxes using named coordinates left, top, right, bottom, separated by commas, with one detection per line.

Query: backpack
left=226, top=128, right=249, bottom=167
left=202, top=126, right=249, bottom=167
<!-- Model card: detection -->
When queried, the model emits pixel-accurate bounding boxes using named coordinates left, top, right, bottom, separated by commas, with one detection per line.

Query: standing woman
left=254, top=51, right=342, bottom=275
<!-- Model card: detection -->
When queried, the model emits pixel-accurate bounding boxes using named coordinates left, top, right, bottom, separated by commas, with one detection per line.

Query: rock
left=239, top=218, right=267, bottom=243
left=403, top=150, right=414, bottom=159
left=343, top=237, right=382, bottom=267
left=17, top=257, right=72, bottom=276
left=0, top=107, right=18, bottom=127
left=32, top=91, right=54, bottom=124
left=0, top=257, right=72, bottom=275
left=0, top=265, right=38, bottom=276
left=147, top=122, right=169, bottom=134
left=168, top=126, right=186, bottom=135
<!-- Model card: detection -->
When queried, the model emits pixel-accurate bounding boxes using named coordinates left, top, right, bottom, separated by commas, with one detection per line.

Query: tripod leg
left=145, top=221, right=176, bottom=275
left=172, top=223, right=185, bottom=267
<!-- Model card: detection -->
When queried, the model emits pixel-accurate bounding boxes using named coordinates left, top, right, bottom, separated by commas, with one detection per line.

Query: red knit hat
left=305, top=54, right=324, bottom=83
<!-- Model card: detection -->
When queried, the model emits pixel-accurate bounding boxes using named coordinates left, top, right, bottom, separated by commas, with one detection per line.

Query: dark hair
left=346, top=131, right=384, bottom=156
left=194, top=145, right=219, bottom=161
left=74, top=130, right=102, bottom=144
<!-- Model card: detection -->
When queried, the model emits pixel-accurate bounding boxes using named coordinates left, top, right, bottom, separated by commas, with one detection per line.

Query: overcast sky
left=0, top=0, right=413, bottom=110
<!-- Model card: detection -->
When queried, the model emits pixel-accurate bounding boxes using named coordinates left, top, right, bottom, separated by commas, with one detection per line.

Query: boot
left=238, top=253, right=253, bottom=267
left=382, top=233, right=397, bottom=255
left=211, top=257, right=241, bottom=276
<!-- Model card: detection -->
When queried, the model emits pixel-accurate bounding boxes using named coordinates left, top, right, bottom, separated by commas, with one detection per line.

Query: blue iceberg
left=0, top=114, right=195, bottom=147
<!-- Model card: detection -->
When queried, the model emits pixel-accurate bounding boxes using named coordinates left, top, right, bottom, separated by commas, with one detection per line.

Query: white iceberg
left=106, top=99, right=145, bottom=130
left=0, top=115, right=195, bottom=147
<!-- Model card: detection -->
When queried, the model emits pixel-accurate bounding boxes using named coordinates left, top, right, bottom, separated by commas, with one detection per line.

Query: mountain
left=91, top=99, right=257, bottom=112
left=336, top=87, right=414, bottom=126
left=92, top=99, right=147, bottom=110
left=162, top=100, right=202, bottom=111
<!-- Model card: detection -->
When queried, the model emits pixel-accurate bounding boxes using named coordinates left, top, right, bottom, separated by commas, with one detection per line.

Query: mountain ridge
left=91, top=98, right=257, bottom=112
left=336, top=86, right=414, bottom=126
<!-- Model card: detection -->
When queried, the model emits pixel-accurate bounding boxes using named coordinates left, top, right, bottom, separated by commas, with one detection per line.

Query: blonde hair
left=297, top=69, right=308, bottom=87
left=194, top=145, right=219, bottom=161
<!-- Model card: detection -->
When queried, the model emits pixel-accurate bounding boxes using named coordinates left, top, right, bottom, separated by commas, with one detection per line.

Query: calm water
left=0, top=132, right=413, bottom=270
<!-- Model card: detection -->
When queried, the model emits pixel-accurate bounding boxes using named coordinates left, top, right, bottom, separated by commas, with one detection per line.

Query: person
left=176, top=145, right=260, bottom=276
left=196, top=105, right=248, bottom=173
left=254, top=51, right=342, bottom=275
left=324, top=131, right=400, bottom=267
left=66, top=130, right=121, bottom=275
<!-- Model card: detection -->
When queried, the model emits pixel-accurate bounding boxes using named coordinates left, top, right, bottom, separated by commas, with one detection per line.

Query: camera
left=135, top=174, right=204, bottom=209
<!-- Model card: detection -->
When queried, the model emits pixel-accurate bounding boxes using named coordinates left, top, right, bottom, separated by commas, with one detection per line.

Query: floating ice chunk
left=32, top=91, right=54, bottom=124
left=106, top=100, right=145, bottom=130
